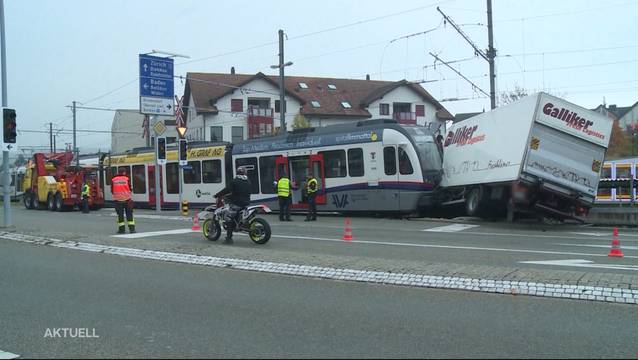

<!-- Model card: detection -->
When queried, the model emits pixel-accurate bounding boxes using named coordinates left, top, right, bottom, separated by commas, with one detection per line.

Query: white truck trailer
left=439, top=92, right=613, bottom=221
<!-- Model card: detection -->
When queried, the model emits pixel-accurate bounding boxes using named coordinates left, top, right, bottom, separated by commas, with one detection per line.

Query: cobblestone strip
left=2, top=231, right=637, bottom=305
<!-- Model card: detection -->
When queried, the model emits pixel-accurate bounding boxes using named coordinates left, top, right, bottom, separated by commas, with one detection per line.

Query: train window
left=183, top=161, right=202, bottom=184
left=235, top=157, right=260, bottom=194
left=384, top=147, right=396, bottom=175
left=398, top=147, right=413, bottom=175
left=347, top=148, right=364, bottom=177
left=320, top=150, right=346, bottom=178
left=259, top=156, right=277, bottom=194
left=166, top=163, right=179, bottom=194
left=202, top=160, right=222, bottom=183
left=601, top=165, right=611, bottom=178
left=107, top=167, right=116, bottom=185
left=132, top=165, right=146, bottom=194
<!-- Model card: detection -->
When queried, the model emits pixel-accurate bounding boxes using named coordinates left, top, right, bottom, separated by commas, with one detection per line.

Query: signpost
left=139, top=54, right=174, bottom=116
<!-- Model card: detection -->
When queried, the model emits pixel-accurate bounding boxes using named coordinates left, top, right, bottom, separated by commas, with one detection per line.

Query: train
left=89, top=119, right=443, bottom=215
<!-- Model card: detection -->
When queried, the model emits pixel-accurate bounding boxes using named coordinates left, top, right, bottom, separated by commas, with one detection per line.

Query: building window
left=231, top=99, right=243, bottom=112
left=380, top=103, right=389, bottom=116
left=259, top=156, right=278, bottom=194
left=398, top=147, right=413, bottom=175
left=416, top=105, right=425, bottom=117
left=210, top=126, right=223, bottom=142
left=320, top=150, right=346, bottom=178
left=347, top=148, right=364, bottom=177
left=166, top=163, right=179, bottom=194
left=341, top=101, right=352, bottom=109
left=384, top=147, right=396, bottom=175
left=311, top=101, right=321, bottom=108
left=275, top=100, right=287, bottom=113
left=183, top=161, right=202, bottom=184
left=298, top=82, right=309, bottom=89
left=202, top=160, right=222, bottom=183
left=232, top=126, right=244, bottom=143
left=235, top=157, right=259, bottom=194
left=328, top=84, right=337, bottom=90
left=132, top=165, right=146, bottom=194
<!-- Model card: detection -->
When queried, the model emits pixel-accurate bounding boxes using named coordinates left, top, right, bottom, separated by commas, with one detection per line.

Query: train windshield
left=404, top=127, right=442, bottom=172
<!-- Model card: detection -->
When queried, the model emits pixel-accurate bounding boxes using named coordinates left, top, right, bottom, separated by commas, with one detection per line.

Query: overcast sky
left=4, top=0, right=638, bottom=153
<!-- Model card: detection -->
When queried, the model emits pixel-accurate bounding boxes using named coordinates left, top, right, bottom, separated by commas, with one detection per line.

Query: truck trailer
left=438, top=92, right=613, bottom=222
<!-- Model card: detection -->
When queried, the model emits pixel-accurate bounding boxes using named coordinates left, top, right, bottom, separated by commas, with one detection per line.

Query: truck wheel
left=47, top=193, right=56, bottom=211
left=54, top=193, right=64, bottom=212
left=465, top=187, right=483, bottom=217
left=31, top=194, right=41, bottom=210
left=24, top=192, right=32, bottom=209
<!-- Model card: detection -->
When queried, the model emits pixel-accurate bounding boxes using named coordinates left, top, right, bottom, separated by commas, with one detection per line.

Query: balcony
left=248, top=106, right=274, bottom=139
left=393, top=112, right=417, bottom=125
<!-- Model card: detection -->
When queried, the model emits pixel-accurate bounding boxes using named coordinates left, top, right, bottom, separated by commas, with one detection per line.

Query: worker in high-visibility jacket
left=81, top=181, right=90, bottom=214
left=111, top=168, right=135, bottom=234
left=304, top=174, right=318, bottom=221
left=277, top=173, right=292, bottom=221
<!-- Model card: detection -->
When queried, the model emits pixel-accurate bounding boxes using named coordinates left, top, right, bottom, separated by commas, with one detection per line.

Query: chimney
left=366, top=74, right=370, bottom=81
left=231, top=67, right=235, bottom=75
left=609, top=104, right=617, bottom=112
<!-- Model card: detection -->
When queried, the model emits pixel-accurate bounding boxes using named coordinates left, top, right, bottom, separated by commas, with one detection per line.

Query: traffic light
left=157, top=137, right=166, bottom=161
left=3, top=108, right=17, bottom=144
left=179, top=139, right=187, bottom=162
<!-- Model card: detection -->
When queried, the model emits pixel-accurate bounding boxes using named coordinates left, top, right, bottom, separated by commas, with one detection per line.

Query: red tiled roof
left=184, top=72, right=453, bottom=119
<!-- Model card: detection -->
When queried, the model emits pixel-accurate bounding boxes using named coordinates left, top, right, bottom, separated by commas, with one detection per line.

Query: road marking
left=111, top=228, right=198, bottom=239
left=556, top=243, right=638, bottom=250
left=1, top=232, right=636, bottom=305
left=423, top=224, right=479, bottom=232
left=272, top=234, right=638, bottom=259
left=0, top=350, right=20, bottom=359
left=569, top=232, right=608, bottom=237
left=520, top=259, right=638, bottom=271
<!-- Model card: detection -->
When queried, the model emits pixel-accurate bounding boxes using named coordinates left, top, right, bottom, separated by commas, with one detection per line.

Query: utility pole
left=486, top=0, right=496, bottom=110
left=1, top=0, right=11, bottom=227
left=49, top=122, right=53, bottom=152
left=72, top=100, right=78, bottom=166
left=53, top=135, right=56, bottom=152
left=278, top=29, right=286, bottom=132
left=437, top=1, right=497, bottom=109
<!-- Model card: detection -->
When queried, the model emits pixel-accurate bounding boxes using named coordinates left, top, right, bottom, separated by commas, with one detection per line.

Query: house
left=594, top=102, right=638, bottom=132
left=111, top=110, right=178, bottom=154
left=181, top=70, right=453, bottom=143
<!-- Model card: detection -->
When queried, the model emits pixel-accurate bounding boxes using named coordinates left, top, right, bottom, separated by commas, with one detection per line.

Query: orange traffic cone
left=608, top=227, right=624, bottom=257
left=192, top=212, right=201, bottom=231
left=342, top=218, right=353, bottom=241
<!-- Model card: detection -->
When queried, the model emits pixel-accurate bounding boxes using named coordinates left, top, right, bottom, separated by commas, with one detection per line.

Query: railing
left=247, top=107, right=274, bottom=139
left=247, top=107, right=274, bottom=117
left=393, top=112, right=417, bottom=124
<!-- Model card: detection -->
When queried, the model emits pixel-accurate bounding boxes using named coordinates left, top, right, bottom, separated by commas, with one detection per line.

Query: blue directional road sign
left=139, top=54, right=175, bottom=116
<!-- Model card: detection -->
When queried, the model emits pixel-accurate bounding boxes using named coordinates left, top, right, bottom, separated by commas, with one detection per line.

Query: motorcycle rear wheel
left=249, top=217, right=271, bottom=244
left=203, top=219, right=221, bottom=241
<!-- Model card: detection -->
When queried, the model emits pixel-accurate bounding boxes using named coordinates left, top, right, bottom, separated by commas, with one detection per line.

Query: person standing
left=277, top=173, right=292, bottom=221
left=111, top=168, right=135, bottom=234
left=304, top=174, right=318, bottom=221
left=81, top=180, right=90, bottom=214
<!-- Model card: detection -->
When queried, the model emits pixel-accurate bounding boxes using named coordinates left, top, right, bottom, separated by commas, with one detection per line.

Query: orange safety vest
left=111, top=175, right=132, bottom=201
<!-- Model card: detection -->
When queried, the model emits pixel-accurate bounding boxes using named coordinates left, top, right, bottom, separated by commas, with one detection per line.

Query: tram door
left=309, top=154, right=326, bottom=205
left=148, top=165, right=164, bottom=208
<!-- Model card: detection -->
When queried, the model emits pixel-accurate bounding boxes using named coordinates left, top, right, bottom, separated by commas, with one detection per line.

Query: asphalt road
left=1, top=240, right=637, bottom=359
left=6, top=206, right=638, bottom=276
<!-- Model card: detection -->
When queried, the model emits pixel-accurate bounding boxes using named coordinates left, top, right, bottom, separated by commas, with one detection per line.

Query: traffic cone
left=342, top=218, right=353, bottom=241
left=608, top=227, right=624, bottom=257
left=192, top=211, right=201, bottom=231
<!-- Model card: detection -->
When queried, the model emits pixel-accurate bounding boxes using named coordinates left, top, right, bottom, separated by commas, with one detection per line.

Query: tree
left=292, top=114, right=310, bottom=130
left=606, top=119, right=630, bottom=158
left=499, top=84, right=529, bottom=106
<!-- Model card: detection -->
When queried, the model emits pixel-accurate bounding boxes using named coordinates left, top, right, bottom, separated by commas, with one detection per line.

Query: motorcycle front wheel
left=203, top=219, right=221, bottom=241
left=248, top=217, right=271, bottom=244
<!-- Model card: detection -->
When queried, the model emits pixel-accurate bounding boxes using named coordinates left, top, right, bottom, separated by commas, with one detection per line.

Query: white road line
left=520, top=259, right=638, bottom=271
left=423, top=224, right=480, bottom=232
left=0, top=350, right=20, bottom=359
left=569, top=232, right=608, bottom=237
left=272, top=234, right=638, bottom=259
left=556, top=243, right=638, bottom=251
left=111, top=228, right=198, bottom=239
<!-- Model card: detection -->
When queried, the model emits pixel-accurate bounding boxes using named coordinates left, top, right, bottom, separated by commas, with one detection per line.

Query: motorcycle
left=198, top=196, right=272, bottom=244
